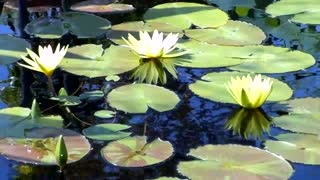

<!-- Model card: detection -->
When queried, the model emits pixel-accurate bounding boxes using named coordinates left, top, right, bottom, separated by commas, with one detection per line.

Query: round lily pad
left=94, top=110, right=116, bottom=119
left=273, top=114, right=320, bottom=135
left=101, top=136, right=173, bottom=167
left=266, top=0, right=320, bottom=24
left=83, top=123, right=131, bottom=141
left=60, top=44, right=139, bottom=78
left=25, top=12, right=111, bottom=38
left=0, top=35, right=30, bottom=65
left=0, top=107, right=63, bottom=138
left=71, top=1, right=135, bottom=15
left=107, top=21, right=182, bottom=45
left=107, top=84, right=180, bottom=113
left=0, top=127, right=91, bottom=165
left=272, top=97, right=320, bottom=115
left=178, top=144, right=293, bottom=180
left=226, top=45, right=315, bottom=73
left=189, top=71, right=293, bottom=105
left=264, top=133, right=320, bottom=165
left=185, top=20, right=266, bottom=46
left=144, top=2, right=229, bottom=30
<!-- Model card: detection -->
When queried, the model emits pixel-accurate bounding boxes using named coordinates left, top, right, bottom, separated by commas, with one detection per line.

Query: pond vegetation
left=0, top=0, right=319, bottom=179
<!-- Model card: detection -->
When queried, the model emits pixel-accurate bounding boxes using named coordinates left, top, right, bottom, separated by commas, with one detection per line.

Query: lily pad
left=25, top=12, right=111, bottom=38
left=273, top=114, right=320, bottom=135
left=101, top=136, right=173, bottom=167
left=60, top=44, right=139, bottom=78
left=0, top=127, right=91, bottom=165
left=264, top=133, right=320, bottom=165
left=94, top=110, right=116, bottom=119
left=83, top=123, right=131, bottom=141
left=50, top=96, right=82, bottom=106
left=71, top=1, right=135, bottom=15
left=107, top=84, right=180, bottom=113
left=178, top=144, right=293, bottom=180
left=107, top=21, right=182, bottom=45
left=0, top=35, right=30, bottom=65
left=79, top=90, right=104, bottom=101
left=266, top=0, right=320, bottom=24
left=0, top=107, right=63, bottom=138
left=272, top=97, right=320, bottom=115
left=185, top=20, right=266, bottom=46
left=189, top=71, right=292, bottom=105
left=144, top=2, right=229, bottom=30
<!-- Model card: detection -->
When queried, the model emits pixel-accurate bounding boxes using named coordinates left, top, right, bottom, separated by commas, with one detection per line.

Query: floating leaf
left=105, top=75, right=120, bottom=82
left=264, top=133, right=320, bottom=165
left=107, top=21, right=182, bottom=45
left=266, top=0, right=320, bottom=24
left=185, top=20, right=265, bottom=46
left=144, top=2, right=229, bottom=30
left=107, top=84, right=180, bottom=113
left=94, top=110, right=116, bottom=119
left=25, top=12, right=111, bottom=38
left=101, top=136, right=173, bottom=167
left=60, top=44, right=139, bottom=78
left=0, top=127, right=91, bottom=165
left=272, top=97, right=320, bottom=115
left=83, top=123, right=131, bottom=141
left=55, top=135, right=68, bottom=168
left=189, top=71, right=292, bottom=105
left=71, top=1, right=135, bottom=15
left=178, top=144, right=293, bottom=180
left=79, top=90, right=104, bottom=101
left=273, top=114, right=320, bottom=135
left=0, top=35, right=30, bottom=65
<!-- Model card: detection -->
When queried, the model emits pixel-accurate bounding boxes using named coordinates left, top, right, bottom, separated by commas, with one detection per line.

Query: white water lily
left=225, top=74, right=273, bottom=109
left=18, top=44, right=69, bottom=77
left=122, top=30, right=186, bottom=59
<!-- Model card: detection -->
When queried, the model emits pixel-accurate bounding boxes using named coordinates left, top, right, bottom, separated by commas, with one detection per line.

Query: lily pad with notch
left=0, top=35, right=30, bottom=65
left=178, top=144, right=293, bottom=180
left=83, top=123, right=131, bottom=141
left=94, top=110, right=116, bottom=119
left=101, top=136, right=173, bottom=167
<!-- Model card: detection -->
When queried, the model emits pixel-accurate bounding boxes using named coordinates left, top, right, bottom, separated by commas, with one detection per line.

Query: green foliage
left=55, top=135, right=68, bottom=168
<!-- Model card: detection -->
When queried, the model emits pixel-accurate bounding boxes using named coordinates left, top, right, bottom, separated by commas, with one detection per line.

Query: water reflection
left=226, top=108, right=271, bottom=139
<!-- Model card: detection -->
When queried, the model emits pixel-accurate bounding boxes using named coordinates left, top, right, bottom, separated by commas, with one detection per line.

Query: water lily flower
left=122, top=30, right=187, bottom=84
left=18, top=44, right=69, bottom=77
left=122, top=30, right=187, bottom=59
left=225, top=74, right=273, bottom=109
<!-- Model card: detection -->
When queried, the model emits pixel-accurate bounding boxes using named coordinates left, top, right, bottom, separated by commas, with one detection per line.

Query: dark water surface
left=0, top=0, right=320, bottom=179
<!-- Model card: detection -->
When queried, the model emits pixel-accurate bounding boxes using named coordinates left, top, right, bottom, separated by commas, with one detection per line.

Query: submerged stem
left=47, top=76, right=57, bottom=97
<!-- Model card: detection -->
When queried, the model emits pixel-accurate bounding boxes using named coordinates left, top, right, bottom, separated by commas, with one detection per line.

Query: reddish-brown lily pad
left=0, top=127, right=91, bottom=165
left=101, top=136, right=173, bottom=167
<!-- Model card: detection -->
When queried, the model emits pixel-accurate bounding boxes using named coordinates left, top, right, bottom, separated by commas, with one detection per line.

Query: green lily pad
left=107, top=21, right=183, bottom=45
left=264, top=133, right=320, bottom=165
left=266, top=0, right=320, bottom=24
left=60, top=44, right=139, bottom=78
left=273, top=114, right=320, bottom=135
left=144, top=2, right=229, bottom=30
left=101, top=136, right=173, bottom=167
left=83, top=123, right=131, bottom=141
left=105, top=75, right=120, bottom=82
left=94, top=110, right=116, bottom=119
left=79, top=90, right=104, bottom=101
left=0, top=107, right=63, bottom=138
left=25, top=12, right=111, bottom=38
left=226, top=45, right=315, bottom=73
left=0, top=35, right=30, bottom=65
left=107, top=84, right=180, bottom=113
left=0, top=127, right=91, bottom=165
left=185, top=20, right=266, bottom=46
left=189, top=71, right=292, bottom=105
left=178, top=144, right=293, bottom=180
left=50, top=96, right=82, bottom=106
left=272, top=97, right=320, bottom=115
left=71, top=1, right=135, bottom=15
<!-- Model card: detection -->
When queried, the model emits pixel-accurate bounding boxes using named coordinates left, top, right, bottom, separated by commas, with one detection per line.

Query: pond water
left=0, top=0, right=320, bottom=179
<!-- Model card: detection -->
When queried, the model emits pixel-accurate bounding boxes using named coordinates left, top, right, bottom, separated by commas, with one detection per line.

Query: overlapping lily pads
left=266, top=0, right=320, bottom=24
left=185, top=20, right=266, bottom=46
left=24, top=12, right=111, bottom=38
left=101, top=136, right=173, bottom=167
left=107, top=21, right=182, bottom=45
left=264, top=133, right=320, bottom=165
left=189, top=71, right=292, bottom=104
left=0, top=107, right=63, bottom=138
left=0, top=35, right=30, bottom=65
left=83, top=123, right=131, bottom=141
left=107, top=84, right=180, bottom=113
left=144, top=2, right=229, bottom=30
left=178, top=144, right=293, bottom=179
left=60, top=44, right=139, bottom=78
left=0, top=127, right=91, bottom=165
